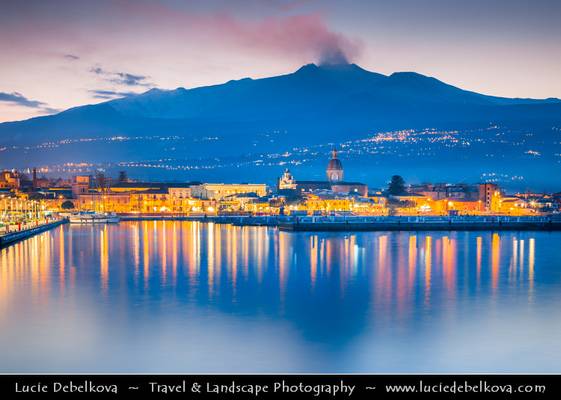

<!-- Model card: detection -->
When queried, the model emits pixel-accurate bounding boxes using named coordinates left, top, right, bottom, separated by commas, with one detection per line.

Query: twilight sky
left=0, top=0, right=560, bottom=122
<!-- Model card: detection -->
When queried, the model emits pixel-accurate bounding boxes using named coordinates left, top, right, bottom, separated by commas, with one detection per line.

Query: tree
left=388, top=175, right=407, bottom=196
left=61, top=200, right=75, bottom=210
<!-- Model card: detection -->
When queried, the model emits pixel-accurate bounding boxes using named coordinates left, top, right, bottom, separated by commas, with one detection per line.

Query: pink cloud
left=109, top=2, right=363, bottom=65
left=211, top=13, right=363, bottom=64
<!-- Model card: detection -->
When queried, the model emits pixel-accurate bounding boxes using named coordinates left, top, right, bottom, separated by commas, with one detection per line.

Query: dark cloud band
left=0, top=91, right=58, bottom=113
left=89, top=89, right=139, bottom=99
left=90, top=66, right=152, bottom=87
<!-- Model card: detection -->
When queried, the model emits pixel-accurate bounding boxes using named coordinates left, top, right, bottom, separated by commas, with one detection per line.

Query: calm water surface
left=1, top=221, right=560, bottom=372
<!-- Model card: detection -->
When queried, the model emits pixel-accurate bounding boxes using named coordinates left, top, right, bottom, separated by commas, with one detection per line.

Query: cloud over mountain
left=89, top=89, right=139, bottom=99
left=90, top=66, right=153, bottom=87
left=0, top=91, right=58, bottom=114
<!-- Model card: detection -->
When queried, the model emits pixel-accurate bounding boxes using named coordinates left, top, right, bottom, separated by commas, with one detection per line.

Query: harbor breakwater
left=279, top=216, right=561, bottom=232
left=120, top=214, right=561, bottom=231
left=0, top=219, right=67, bottom=248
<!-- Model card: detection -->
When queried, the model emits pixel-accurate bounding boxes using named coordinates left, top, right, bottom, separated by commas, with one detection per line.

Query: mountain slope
left=2, top=63, right=560, bottom=147
left=106, top=63, right=561, bottom=120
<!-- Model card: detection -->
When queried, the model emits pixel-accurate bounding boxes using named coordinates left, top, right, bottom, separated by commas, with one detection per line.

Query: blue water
left=1, top=221, right=560, bottom=372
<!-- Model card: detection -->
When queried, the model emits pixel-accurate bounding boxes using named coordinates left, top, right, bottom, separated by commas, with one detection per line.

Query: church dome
left=327, top=149, right=343, bottom=170
left=326, top=149, right=344, bottom=182
left=327, top=158, right=343, bottom=171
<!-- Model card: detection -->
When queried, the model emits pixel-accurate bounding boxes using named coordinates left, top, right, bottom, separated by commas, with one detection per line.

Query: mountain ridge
left=1, top=62, right=560, bottom=160
left=2, top=62, right=560, bottom=127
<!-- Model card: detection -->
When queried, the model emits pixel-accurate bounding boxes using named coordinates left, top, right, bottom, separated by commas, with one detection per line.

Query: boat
left=105, top=212, right=120, bottom=223
left=69, top=212, right=109, bottom=224
left=68, top=212, right=120, bottom=224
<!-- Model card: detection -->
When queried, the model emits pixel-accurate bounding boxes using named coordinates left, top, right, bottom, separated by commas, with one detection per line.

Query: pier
left=120, top=214, right=561, bottom=231
left=278, top=215, right=561, bottom=232
left=0, top=219, right=67, bottom=248
left=119, top=214, right=288, bottom=226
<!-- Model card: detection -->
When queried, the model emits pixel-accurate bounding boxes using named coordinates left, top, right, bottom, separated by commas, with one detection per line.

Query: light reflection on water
left=1, top=221, right=560, bottom=372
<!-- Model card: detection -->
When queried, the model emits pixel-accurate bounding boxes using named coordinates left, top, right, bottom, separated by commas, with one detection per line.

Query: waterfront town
left=1, top=149, right=560, bottom=234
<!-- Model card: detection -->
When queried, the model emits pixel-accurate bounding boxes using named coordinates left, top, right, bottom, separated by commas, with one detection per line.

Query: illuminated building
left=0, top=170, right=21, bottom=190
left=168, top=187, right=192, bottom=199
left=440, top=199, right=483, bottom=214
left=105, top=181, right=167, bottom=193
left=76, top=192, right=132, bottom=212
left=71, top=175, right=91, bottom=197
left=498, top=197, right=535, bottom=215
left=277, top=169, right=297, bottom=190
left=304, top=193, right=352, bottom=213
left=278, top=150, right=368, bottom=196
left=411, top=183, right=479, bottom=201
left=0, top=193, right=50, bottom=233
left=15, top=167, right=558, bottom=217
left=241, top=196, right=277, bottom=215
left=280, top=192, right=387, bottom=216
left=478, top=183, right=501, bottom=212
left=352, top=197, right=388, bottom=215
left=326, top=149, right=343, bottom=182
left=73, top=181, right=204, bottom=214
left=405, top=182, right=509, bottom=214
left=130, top=190, right=171, bottom=213
left=388, top=193, right=431, bottom=215
left=190, top=183, right=267, bottom=201
left=168, top=187, right=194, bottom=213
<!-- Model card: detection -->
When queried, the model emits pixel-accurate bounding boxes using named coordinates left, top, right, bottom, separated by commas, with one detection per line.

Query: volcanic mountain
left=1, top=63, right=560, bottom=188
left=2, top=63, right=560, bottom=145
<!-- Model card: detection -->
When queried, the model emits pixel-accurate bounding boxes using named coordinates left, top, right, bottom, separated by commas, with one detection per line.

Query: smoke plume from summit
left=246, top=13, right=362, bottom=65
left=195, top=13, right=363, bottom=66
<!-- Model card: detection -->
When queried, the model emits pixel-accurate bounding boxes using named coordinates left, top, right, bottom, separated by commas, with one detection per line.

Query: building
left=352, top=196, right=388, bottom=215
left=75, top=192, right=132, bottom=212
left=69, top=176, right=218, bottom=214
left=71, top=175, right=91, bottom=197
left=498, top=197, right=535, bottom=215
left=478, top=183, right=501, bottom=212
left=279, top=149, right=368, bottom=196
left=294, top=181, right=332, bottom=193
left=277, top=169, right=297, bottom=190
left=105, top=181, right=167, bottom=193
left=408, top=182, right=505, bottom=214
left=30, top=168, right=49, bottom=189
left=168, top=186, right=192, bottom=199
left=411, top=183, right=479, bottom=201
left=304, top=192, right=353, bottom=213
left=326, top=149, right=343, bottom=182
left=0, top=170, right=20, bottom=190
left=130, top=190, right=171, bottom=213
left=331, top=182, right=368, bottom=197
left=438, top=199, right=483, bottom=214
left=191, top=183, right=267, bottom=201
left=388, top=193, right=431, bottom=215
